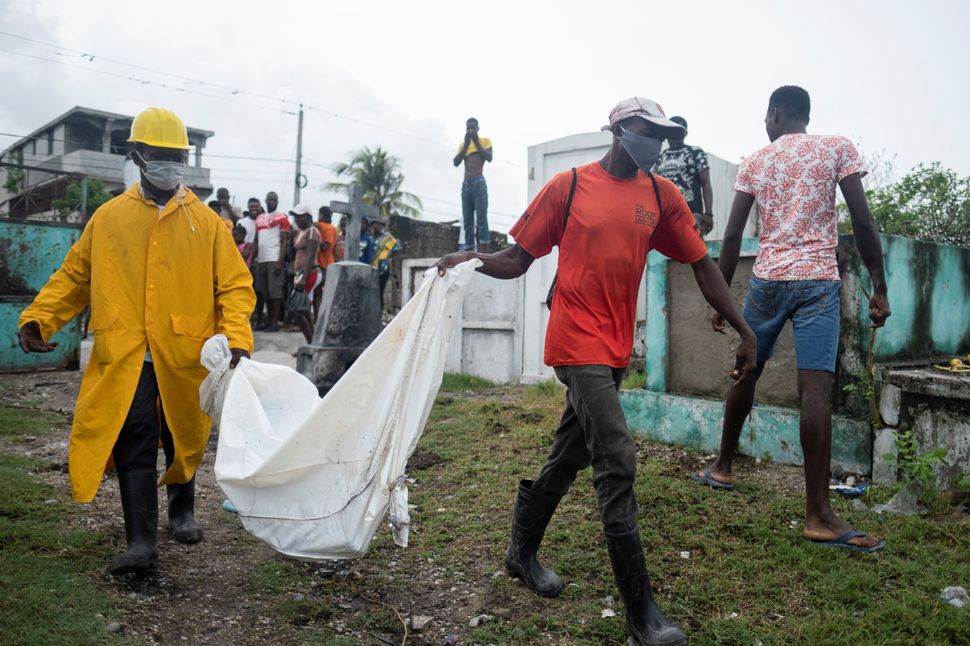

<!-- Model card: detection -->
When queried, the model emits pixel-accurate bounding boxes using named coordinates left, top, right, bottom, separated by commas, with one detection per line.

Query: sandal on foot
left=689, top=467, right=734, bottom=490
left=810, top=530, right=885, bottom=554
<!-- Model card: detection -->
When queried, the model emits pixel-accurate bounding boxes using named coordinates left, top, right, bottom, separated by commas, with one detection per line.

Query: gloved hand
left=229, top=348, right=250, bottom=369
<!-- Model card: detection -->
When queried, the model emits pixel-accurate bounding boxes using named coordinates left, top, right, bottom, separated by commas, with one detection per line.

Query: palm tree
left=324, top=147, right=423, bottom=218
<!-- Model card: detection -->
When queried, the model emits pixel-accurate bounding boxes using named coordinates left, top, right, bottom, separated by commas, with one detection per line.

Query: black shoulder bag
left=544, top=169, right=663, bottom=310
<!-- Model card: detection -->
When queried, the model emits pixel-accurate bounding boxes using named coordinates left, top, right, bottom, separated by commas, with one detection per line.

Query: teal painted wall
left=840, top=234, right=970, bottom=364
left=0, top=219, right=82, bottom=371
left=631, top=233, right=969, bottom=473
left=619, top=390, right=871, bottom=473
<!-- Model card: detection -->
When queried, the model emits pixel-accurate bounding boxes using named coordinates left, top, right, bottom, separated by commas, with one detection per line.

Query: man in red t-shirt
left=437, top=97, right=757, bottom=646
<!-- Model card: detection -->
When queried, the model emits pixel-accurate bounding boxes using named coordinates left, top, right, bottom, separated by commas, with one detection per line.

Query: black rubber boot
left=605, top=528, right=687, bottom=646
left=504, top=479, right=563, bottom=597
left=167, top=476, right=204, bottom=544
left=110, top=470, right=159, bottom=575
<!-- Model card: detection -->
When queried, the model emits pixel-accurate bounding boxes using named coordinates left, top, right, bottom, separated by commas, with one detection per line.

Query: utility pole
left=294, top=103, right=304, bottom=206
left=80, top=176, right=88, bottom=224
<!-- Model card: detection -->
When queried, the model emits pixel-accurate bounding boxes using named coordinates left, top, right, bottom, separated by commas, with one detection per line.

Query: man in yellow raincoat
left=17, top=107, right=256, bottom=575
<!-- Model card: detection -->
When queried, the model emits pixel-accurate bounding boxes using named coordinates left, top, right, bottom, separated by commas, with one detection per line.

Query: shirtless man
left=453, top=118, right=493, bottom=251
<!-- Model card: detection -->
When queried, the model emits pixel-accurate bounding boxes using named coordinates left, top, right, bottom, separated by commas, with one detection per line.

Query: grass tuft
left=440, top=372, right=497, bottom=391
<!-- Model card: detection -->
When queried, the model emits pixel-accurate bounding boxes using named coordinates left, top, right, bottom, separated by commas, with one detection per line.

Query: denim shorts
left=743, top=276, right=841, bottom=373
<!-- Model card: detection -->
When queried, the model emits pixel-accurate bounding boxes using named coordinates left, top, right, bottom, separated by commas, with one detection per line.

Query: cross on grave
left=330, top=184, right=381, bottom=264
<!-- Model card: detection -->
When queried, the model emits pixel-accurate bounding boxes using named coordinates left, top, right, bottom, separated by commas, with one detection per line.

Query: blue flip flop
left=689, top=467, right=734, bottom=490
left=811, top=530, right=885, bottom=554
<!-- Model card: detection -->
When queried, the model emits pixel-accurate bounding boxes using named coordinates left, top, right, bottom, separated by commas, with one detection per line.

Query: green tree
left=3, top=150, right=26, bottom=194
left=324, top=147, right=422, bottom=218
left=866, top=163, right=969, bottom=247
left=51, top=178, right=113, bottom=222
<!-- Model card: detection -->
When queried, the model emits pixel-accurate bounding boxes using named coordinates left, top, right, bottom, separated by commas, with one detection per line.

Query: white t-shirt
left=255, top=212, right=292, bottom=263
left=239, top=216, right=257, bottom=244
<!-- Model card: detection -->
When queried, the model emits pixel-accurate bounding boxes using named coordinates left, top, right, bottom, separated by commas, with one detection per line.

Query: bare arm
left=301, top=238, right=320, bottom=282
left=454, top=137, right=471, bottom=167
left=717, top=191, right=755, bottom=286
left=710, top=191, right=755, bottom=334
left=700, top=168, right=714, bottom=216
left=435, top=244, right=534, bottom=279
left=472, top=134, right=493, bottom=162
left=278, top=229, right=290, bottom=263
left=692, top=255, right=757, bottom=384
left=840, top=172, right=891, bottom=327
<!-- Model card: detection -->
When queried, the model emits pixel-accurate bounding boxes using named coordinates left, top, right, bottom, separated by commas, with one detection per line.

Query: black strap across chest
left=544, top=167, right=663, bottom=309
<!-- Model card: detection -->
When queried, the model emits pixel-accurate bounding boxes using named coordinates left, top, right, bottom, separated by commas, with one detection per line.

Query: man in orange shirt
left=313, top=206, right=338, bottom=319
left=437, top=98, right=757, bottom=646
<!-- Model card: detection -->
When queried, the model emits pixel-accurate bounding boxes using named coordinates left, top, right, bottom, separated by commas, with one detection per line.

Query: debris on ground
left=941, top=586, right=969, bottom=608
left=410, top=615, right=434, bottom=631
left=467, top=614, right=491, bottom=627
left=873, top=482, right=924, bottom=516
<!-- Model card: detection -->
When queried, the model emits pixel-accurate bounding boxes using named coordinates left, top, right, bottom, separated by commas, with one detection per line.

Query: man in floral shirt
left=695, top=86, right=892, bottom=553
left=652, top=116, right=714, bottom=236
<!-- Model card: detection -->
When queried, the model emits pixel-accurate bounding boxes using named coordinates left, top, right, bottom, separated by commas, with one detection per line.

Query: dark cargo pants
left=112, top=362, right=175, bottom=474
left=531, top=364, right=638, bottom=534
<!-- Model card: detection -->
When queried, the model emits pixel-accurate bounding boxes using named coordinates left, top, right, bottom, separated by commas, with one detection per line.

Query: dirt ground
left=0, top=369, right=812, bottom=646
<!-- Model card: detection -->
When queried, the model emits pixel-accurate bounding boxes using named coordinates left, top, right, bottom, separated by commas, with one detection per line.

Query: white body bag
left=199, top=260, right=480, bottom=560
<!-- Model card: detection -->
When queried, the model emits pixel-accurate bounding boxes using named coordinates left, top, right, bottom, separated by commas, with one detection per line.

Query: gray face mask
left=135, top=152, right=186, bottom=191
left=617, top=126, right=664, bottom=172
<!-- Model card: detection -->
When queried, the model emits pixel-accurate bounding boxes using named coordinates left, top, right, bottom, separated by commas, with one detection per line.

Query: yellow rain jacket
left=19, top=184, right=255, bottom=502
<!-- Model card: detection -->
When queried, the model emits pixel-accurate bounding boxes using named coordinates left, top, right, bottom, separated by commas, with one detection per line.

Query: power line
left=0, top=35, right=526, bottom=169
left=0, top=47, right=298, bottom=116
left=0, top=30, right=301, bottom=110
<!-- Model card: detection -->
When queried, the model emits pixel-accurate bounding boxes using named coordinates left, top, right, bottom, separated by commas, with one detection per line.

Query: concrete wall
left=839, top=235, right=970, bottom=366
left=386, top=215, right=460, bottom=316
left=874, top=368, right=970, bottom=490
left=401, top=258, right=522, bottom=383
left=626, top=232, right=970, bottom=475
left=666, top=254, right=800, bottom=407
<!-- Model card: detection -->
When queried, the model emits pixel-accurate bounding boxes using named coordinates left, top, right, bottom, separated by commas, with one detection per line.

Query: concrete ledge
left=619, top=390, right=871, bottom=474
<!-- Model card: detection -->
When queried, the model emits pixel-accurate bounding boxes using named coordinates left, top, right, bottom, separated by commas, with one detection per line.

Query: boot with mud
left=110, top=470, right=159, bottom=575
left=504, top=479, right=563, bottom=597
left=606, top=528, right=687, bottom=646
left=167, top=475, right=204, bottom=544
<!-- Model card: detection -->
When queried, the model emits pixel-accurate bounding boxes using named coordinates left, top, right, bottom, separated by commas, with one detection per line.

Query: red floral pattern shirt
left=736, top=134, right=866, bottom=281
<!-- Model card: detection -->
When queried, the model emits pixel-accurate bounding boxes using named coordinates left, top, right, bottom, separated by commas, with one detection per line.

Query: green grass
left=2, top=386, right=967, bottom=645
left=0, top=407, right=70, bottom=439
left=407, top=387, right=970, bottom=645
left=440, top=372, right=497, bottom=391
left=621, top=369, right=646, bottom=390
left=0, top=407, right=126, bottom=646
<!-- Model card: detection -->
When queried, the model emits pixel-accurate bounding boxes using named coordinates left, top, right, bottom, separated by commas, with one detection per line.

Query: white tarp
left=199, top=260, right=481, bottom=560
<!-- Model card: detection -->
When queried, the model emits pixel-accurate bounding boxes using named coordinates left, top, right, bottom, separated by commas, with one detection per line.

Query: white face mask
left=135, top=152, right=186, bottom=191
left=122, top=158, right=140, bottom=190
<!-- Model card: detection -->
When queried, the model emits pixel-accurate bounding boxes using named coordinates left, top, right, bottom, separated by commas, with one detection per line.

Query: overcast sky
left=2, top=0, right=968, bottom=232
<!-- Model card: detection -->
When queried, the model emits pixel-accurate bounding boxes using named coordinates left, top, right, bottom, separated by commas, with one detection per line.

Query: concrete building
left=0, top=106, right=214, bottom=221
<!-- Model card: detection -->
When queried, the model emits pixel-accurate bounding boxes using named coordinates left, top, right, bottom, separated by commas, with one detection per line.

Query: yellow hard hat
left=127, top=107, right=190, bottom=150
